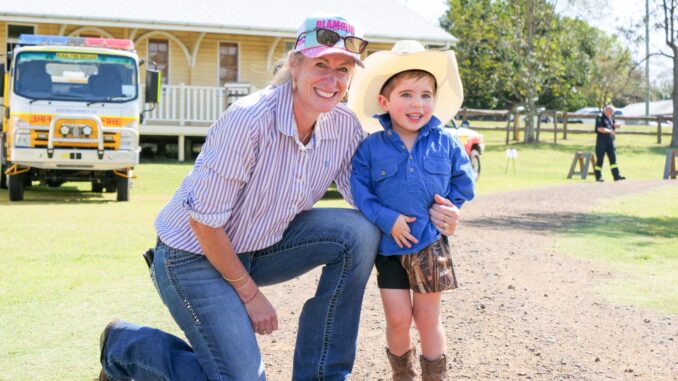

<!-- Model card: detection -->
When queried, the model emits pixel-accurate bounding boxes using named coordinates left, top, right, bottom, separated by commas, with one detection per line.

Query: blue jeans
left=101, top=208, right=379, bottom=381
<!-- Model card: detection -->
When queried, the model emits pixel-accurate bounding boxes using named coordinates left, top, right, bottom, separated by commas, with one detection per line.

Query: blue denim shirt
left=351, top=114, right=475, bottom=256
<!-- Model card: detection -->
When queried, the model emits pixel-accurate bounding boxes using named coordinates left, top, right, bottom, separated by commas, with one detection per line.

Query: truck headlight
left=13, top=117, right=30, bottom=129
left=15, top=131, right=31, bottom=147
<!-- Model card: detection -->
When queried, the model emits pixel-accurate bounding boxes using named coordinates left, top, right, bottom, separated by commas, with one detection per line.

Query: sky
left=397, top=0, right=672, bottom=84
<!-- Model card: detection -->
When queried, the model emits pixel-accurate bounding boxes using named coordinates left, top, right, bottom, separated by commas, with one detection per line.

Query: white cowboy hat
left=347, top=40, right=463, bottom=133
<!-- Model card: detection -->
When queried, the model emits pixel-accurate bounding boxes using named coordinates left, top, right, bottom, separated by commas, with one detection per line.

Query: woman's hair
left=271, top=51, right=305, bottom=86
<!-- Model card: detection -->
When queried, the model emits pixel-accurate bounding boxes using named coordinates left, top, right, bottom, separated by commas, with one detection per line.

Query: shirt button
left=409, top=167, right=415, bottom=173
left=381, top=170, right=386, bottom=176
left=409, top=155, right=413, bottom=160
left=387, top=131, right=392, bottom=136
left=401, top=145, right=406, bottom=150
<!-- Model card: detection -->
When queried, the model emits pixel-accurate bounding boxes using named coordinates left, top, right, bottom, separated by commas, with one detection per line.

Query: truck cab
left=1, top=35, right=160, bottom=201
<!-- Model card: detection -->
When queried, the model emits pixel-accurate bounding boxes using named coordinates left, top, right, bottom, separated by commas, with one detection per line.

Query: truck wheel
left=8, top=173, right=25, bottom=201
left=0, top=165, right=7, bottom=189
left=104, top=179, right=116, bottom=193
left=92, top=181, right=104, bottom=193
left=470, top=149, right=481, bottom=181
left=116, top=176, right=130, bottom=202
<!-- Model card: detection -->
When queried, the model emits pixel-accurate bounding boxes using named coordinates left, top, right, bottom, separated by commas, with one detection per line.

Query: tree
left=584, top=33, right=645, bottom=107
left=445, top=0, right=507, bottom=109
left=659, top=0, right=678, bottom=147
left=538, top=17, right=599, bottom=111
left=652, top=77, right=673, bottom=99
left=447, top=0, right=566, bottom=142
left=444, top=0, right=643, bottom=143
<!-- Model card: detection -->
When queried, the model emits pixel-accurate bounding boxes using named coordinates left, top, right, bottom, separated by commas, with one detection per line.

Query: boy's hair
left=379, top=69, right=437, bottom=99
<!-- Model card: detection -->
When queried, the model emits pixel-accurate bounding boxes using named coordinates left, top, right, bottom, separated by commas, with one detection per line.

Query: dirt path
left=259, top=180, right=677, bottom=380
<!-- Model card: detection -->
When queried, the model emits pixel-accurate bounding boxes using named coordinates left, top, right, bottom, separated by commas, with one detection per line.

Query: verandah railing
left=146, top=83, right=256, bottom=125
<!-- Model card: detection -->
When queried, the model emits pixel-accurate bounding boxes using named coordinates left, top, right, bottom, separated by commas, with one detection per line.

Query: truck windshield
left=14, top=51, right=138, bottom=103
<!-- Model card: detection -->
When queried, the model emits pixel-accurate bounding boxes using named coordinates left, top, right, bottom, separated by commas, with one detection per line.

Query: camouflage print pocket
left=399, top=238, right=457, bottom=293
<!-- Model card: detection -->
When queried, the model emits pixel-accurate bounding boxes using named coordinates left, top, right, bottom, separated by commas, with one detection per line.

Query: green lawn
left=554, top=185, right=678, bottom=314
left=0, top=130, right=675, bottom=379
left=473, top=128, right=670, bottom=194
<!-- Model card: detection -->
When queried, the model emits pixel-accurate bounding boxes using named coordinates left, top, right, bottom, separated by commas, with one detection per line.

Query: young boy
left=348, top=40, right=475, bottom=380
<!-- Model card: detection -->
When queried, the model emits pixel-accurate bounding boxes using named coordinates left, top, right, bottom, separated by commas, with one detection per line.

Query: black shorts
left=375, top=238, right=457, bottom=293
left=375, top=254, right=411, bottom=289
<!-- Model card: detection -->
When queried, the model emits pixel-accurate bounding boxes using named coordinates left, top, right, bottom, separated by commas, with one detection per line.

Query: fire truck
left=0, top=35, right=160, bottom=201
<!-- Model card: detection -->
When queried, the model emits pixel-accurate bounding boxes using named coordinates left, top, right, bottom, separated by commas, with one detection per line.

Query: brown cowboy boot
left=386, top=347, right=417, bottom=381
left=420, top=354, right=447, bottom=381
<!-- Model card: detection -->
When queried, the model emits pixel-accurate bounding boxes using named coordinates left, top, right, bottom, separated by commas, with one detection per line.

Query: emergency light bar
left=18, top=34, right=135, bottom=51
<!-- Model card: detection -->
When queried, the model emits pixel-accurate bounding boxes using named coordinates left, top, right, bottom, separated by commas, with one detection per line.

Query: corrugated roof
left=0, top=0, right=456, bottom=45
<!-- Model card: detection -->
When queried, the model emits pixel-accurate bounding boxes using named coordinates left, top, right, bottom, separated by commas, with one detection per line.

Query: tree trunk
left=524, top=97, right=537, bottom=143
left=524, top=0, right=537, bottom=144
left=673, top=49, right=678, bottom=147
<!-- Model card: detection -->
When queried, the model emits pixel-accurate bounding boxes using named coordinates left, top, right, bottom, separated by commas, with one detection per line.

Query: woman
left=99, top=13, right=462, bottom=381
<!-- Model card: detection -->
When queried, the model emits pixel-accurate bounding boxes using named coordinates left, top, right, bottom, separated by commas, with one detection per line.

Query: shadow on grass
left=484, top=142, right=670, bottom=156
left=622, top=145, right=671, bottom=156
left=139, top=159, right=196, bottom=166
left=0, top=185, right=115, bottom=205
left=466, top=210, right=678, bottom=239
left=484, top=142, right=593, bottom=153
left=465, top=211, right=588, bottom=232
left=559, top=212, right=678, bottom=239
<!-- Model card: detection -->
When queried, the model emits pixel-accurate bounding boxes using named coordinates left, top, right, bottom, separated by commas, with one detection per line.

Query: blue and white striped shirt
left=155, top=81, right=364, bottom=254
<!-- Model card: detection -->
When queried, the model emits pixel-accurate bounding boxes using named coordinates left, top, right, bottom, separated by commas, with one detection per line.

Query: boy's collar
left=374, top=113, right=442, bottom=136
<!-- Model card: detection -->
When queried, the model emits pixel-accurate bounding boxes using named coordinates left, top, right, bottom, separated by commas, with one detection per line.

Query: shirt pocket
left=371, top=159, right=398, bottom=182
left=423, top=156, right=451, bottom=197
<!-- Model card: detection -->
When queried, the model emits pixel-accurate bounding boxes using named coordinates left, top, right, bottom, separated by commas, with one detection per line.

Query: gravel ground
left=258, top=180, right=677, bottom=380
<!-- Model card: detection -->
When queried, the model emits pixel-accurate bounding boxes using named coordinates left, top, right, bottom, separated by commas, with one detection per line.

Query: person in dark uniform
left=594, top=105, right=626, bottom=182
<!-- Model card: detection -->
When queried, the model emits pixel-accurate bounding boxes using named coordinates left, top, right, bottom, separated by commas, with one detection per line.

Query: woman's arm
left=189, top=218, right=278, bottom=336
left=183, top=111, right=276, bottom=335
left=429, top=135, right=474, bottom=236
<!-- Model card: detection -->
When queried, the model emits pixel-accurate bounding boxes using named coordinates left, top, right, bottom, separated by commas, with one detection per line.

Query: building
left=621, top=100, right=673, bottom=117
left=1, top=0, right=456, bottom=160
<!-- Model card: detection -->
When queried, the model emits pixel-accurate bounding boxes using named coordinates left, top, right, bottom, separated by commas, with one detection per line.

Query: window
left=7, top=24, right=35, bottom=67
left=14, top=51, right=137, bottom=102
left=219, top=42, right=238, bottom=86
left=148, top=39, right=169, bottom=85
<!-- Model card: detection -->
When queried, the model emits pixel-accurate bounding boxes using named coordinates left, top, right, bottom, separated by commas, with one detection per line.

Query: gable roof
left=0, top=0, right=456, bottom=45
left=621, top=100, right=673, bottom=117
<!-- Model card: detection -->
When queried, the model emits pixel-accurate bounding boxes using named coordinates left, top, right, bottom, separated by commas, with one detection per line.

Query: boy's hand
left=391, top=214, right=418, bottom=248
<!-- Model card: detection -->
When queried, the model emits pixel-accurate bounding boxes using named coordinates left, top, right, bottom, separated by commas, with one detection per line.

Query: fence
left=458, top=108, right=673, bottom=144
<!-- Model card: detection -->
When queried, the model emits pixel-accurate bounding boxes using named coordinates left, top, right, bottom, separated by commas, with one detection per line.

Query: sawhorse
left=567, top=151, right=596, bottom=179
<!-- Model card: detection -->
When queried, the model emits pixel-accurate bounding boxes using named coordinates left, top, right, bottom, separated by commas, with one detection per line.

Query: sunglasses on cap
left=296, top=28, right=369, bottom=54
